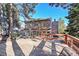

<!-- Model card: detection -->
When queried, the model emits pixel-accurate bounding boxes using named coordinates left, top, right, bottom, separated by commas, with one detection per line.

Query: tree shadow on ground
left=0, top=42, right=7, bottom=56
left=11, top=40, right=25, bottom=56
left=0, top=35, right=8, bottom=56
left=51, top=40, right=57, bottom=56
left=29, top=40, right=46, bottom=56
left=59, top=46, right=76, bottom=56
left=51, top=40, right=73, bottom=56
left=49, top=39, right=65, bottom=56
left=46, top=39, right=66, bottom=56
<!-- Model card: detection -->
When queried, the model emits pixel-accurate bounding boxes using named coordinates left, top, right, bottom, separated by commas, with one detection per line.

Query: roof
left=26, top=18, right=51, bottom=23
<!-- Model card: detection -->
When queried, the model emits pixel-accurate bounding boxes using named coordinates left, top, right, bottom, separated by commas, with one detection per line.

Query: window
left=47, top=31, right=50, bottom=33
left=33, top=23, right=38, bottom=27
left=43, top=31, right=45, bottom=33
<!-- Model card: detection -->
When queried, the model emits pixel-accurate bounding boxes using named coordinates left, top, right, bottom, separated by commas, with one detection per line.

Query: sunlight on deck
left=0, top=38, right=78, bottom=56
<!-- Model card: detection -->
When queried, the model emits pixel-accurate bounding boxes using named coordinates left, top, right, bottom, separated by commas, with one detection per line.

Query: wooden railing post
left=70, top=39, right=73, bottom=48
left=64, top=34, right=67, bottom=44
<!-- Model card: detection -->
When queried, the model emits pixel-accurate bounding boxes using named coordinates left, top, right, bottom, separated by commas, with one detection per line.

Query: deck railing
left=65, top=34, right=79, bottom=54
left=40, top=33, right=79, bottom=54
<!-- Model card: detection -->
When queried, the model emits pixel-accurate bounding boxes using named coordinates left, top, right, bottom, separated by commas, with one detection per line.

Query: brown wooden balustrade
left=65, top=35, right=79, bottom=54
left=40, top=33, right=79, bottom=54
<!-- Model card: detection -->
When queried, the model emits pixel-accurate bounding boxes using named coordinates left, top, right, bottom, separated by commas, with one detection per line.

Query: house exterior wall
left=23, top=18, right=65, bottom=38
left=52, top=19, right=65, bottom=34
left=52, top=20, right=58, bottom=34
left=58, top=20, right=65, bottom=34
left=25, top=18, right=52, bottom=38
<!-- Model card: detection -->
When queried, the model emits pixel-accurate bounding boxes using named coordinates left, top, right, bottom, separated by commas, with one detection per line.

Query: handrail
left=66, top=34, right=79, bottom=54
left=40, top=33, right=79, bottom=54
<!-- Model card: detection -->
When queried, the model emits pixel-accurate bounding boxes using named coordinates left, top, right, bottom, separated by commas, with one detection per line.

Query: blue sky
left=32, top=3, right=69, bottom=26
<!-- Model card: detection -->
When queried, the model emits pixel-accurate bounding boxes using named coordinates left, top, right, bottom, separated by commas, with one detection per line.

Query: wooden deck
left=0, top=37, right=78, bottom=56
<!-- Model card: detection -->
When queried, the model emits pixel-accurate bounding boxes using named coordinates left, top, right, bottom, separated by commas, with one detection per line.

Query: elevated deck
left=0, top=37, right=78, bottom=56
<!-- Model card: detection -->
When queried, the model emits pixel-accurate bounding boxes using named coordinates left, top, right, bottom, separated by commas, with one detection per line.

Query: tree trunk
left=8, top=3, right=13, bottom=40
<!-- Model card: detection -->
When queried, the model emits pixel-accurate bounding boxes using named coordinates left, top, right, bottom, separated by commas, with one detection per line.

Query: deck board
left=0, top=38, right=78, bottom=56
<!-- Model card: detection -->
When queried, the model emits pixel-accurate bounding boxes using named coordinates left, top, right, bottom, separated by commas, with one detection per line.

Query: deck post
left=64, top=34, right=67, bottom=44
